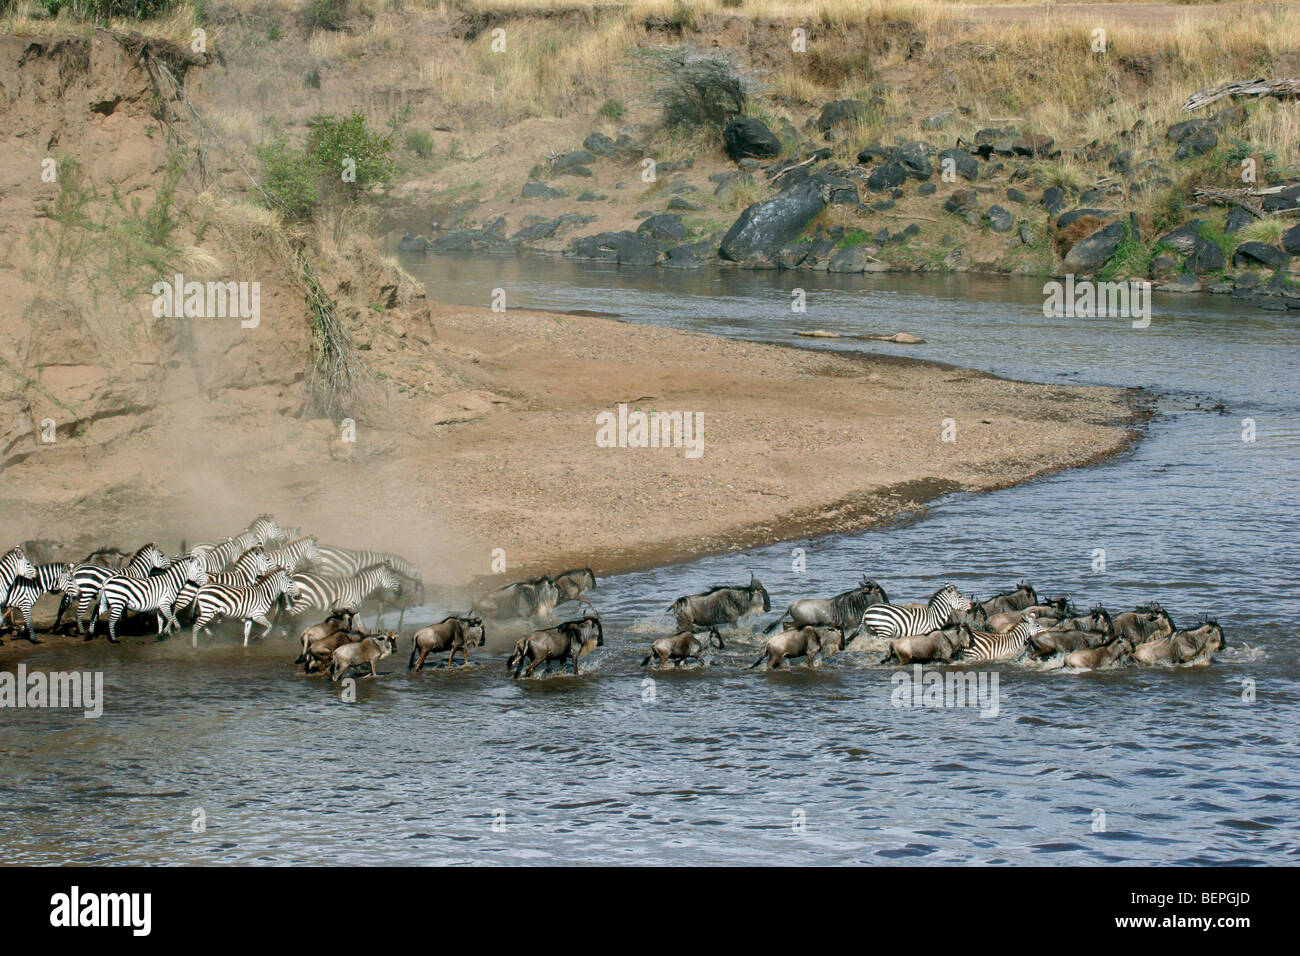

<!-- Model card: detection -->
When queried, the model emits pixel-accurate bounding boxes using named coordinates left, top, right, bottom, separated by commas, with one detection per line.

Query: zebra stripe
left=175, top=547, right=273, bottom=615
left=61, top=543, right=167, bottom=634
left=959, top=616, right=1045, bottom=663
left=265, top=536, right=319, bottom=573
left=286, top=565, right=400, bottom=617
left=311, top=545, right=419, bottom=581
left=95, top=557, right=209, bottom=643
left=0, top=547, right=37, bottom=603
left=192, top=568, right=299, bottom=646
left=2, top=563, right=76, bottom=643
left=857, top=585, right=972, bottom=640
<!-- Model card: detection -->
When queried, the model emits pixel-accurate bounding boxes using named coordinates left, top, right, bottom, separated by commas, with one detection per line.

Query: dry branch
left=1183, top=77, right=1300, bottom=112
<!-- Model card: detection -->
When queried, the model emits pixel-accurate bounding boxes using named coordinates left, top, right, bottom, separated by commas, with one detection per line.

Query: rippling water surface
left=2, top=257, right=1297, bottom=864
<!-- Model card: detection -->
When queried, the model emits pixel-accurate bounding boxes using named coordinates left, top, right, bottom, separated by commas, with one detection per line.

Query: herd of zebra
left=0, top=515, right=1225, bottom=676
left=0, top=515, right=421, bottom=647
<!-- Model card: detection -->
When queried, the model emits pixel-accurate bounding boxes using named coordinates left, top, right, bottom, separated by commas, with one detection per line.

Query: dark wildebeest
left=881, top=626, right=972, bottom=665
left=408, top=615, right=486, bottom=671
left=303, top=629, right=368, bottom=673
left=986, top=597, right=1072, bottom=632
left=670, top=574, right=770, bottom=631
left=1027, top=605, right=1113, bottom=658
left=474, top=575, right=561, bottom=625
left=641, top=628, right=724, bottom=668
left=507, top=615, right=604, bottom=678
left=1066, top=635, right=1134, bottom=670
left=554, top=567, right=597, bottom=611
left=1133, top=619, right=1225, bottom=665
left=1111, top=604, right=1175, bottom=645
left=1054, top=604, right=1113, bottom=635
left=762, top=577, right=889, bottom=634
left=750, top=625, right=844, bottom=670
left=294, top=608, right=361, bottom=664
left=331, top=632, right=398, bottom=681
left=979, top=581, right=1038, bottom=617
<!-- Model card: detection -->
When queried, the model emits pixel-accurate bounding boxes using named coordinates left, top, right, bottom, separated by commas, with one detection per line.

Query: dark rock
left=567, top=230, right=661, bottom=266
left=1187, top=235, right=1227, bottom=274
left=723, top=117, right=782, bottom=160
left=1233, top=241, right=1288, bottom=269
left=1040, top=186, right=1066, bottom=214
left=1174, top=127, right=1218, bottom=160
left=1149, top=254, right=1178, bottom=278
left=867, top=161, right=909, bottom=192
left=1018, top=224, right=1034, bottom=246
left=667, top=196, right=704, bottom=211
left=637, top=213, right=686, bottom=242
left=552, top=149, right=596, bottom=171
left=1156, top=220, right=1204, bottom=254
left=1159, top=273, right=1202, bottom=293
left=944, top=189, right=981, bottom=224
left=918, top=182, right=937, bottom=195
left=511, top=218, right=564, bottom=242
left=985, top=205, right=1014, bottom=233
left=895, top=141, right=933, bottom=179
left=1057, top=208, right=1117, bottom=229
left=871, top=200, right=896, bottom=212
left=938, top=148, right=979, bottom=182
left=1006, top=187, right=1027, bottom=204
left=1063, top=220, right=1129, bottom=271
left=583, top=132, right=619, bottom=159
left=856, top=144, right=895, bottom=164
left=395, top=232, right=428, bottom=252
left=555, top=165, right=592, bottom=178
left=1262, top=184, right=1300, bottom=212
left=1224, top=207, right=1255, bottom=234
left=827, top=245, right=879, bottom=273
left=1166, top=119, right=1215, bottom=143
left=815, top=99, right=868, bottom=133
left=719, top=176, right=829, bottom=262
left=576, top=191, right=607, bottom=202
left=522, top=180, right=566, bottom=199
left=1282, top=222, right=1300, bottom=255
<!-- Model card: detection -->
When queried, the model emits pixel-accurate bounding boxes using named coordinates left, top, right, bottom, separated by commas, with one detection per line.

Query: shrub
left=404, top=130, right=435, bottom=160
left=256, top=113, right=394, bottom=223
left=302, top=0, right=352, bottom=32
left=256, top=136, right=320, bottom=222
left=40, top=0, right=180, bottom=19
left=640, top=48, right=749, bottom=130
left=597, top=97, right=625, bottom=122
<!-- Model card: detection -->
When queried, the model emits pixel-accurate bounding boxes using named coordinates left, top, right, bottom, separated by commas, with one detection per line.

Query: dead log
left=1183, top=77, right=1300, bottom=112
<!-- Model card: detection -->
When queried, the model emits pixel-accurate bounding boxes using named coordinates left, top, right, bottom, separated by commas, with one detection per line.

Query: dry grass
left=0, top=0, right=203, bottom=43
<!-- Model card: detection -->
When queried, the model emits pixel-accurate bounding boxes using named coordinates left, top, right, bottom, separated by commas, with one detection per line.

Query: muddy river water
left=2, top=258, right=1297, bottom=864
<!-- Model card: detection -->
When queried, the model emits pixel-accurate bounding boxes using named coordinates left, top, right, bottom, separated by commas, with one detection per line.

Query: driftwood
left=1184, top=77, right=1300, bottom=112
left=1194, top=187, right=1265, bottom=219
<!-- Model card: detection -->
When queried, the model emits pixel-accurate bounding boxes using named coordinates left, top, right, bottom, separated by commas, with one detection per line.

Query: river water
left=2, top=256, right=1297, bottom=865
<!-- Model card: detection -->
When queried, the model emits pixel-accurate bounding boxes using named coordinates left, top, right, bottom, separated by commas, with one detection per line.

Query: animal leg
left=23, top=607, right=39, bottom=644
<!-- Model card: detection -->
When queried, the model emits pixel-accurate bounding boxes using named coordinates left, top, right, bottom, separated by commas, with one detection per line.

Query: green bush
left=256, top=136, right=321, bottom=222
left=597, top=97, right=625, bottom=122
left=40, top=0, right=180, bottom=19
left=404, top=130, right=435, bottom=160
left=256, top=113, right=394, bottom=222
left=302, top=0, right=352, bottom=32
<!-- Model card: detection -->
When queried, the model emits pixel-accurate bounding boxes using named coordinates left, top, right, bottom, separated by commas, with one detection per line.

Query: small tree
left=640, top=48, right=750, bottom=130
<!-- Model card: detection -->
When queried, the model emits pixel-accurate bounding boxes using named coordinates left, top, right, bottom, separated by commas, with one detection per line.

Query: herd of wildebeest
left=0, top=514, right=1227, bottom=681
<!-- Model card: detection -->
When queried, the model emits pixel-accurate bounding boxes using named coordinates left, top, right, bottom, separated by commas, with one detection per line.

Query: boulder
left=814, top=99, right=868, bottom=133
left=567, top=231, right=662, bottom=266
left=985, top=205, right=1014, bottom=233
left=895, top=142, right=933, bottom=179
left=510, top=218, right=564, bottom=243
left=1156, top=221, right=1204, bottom=254
left=552, top=149, right=597, bottom=172
left=637, top=213, right=687, bottom=242
left=1040, top=186, right=1067, bottom=215
left=1173, top=126, right=1218, bottom=160
left=395, top=232, right=428, bottom=252
left=521, top=180, right=566, bottom=199
left=723, top=117, right=782, bottom=160
left=1187, top=235, right=1227, bottom=274
left=1282, top=221, right=1300, bottom=255
left=827, top=245, right=877, bottom=273
left=1057, top=208, right=1118, bottom=229
left=719, top=177, right=829, bottom=262
left=1063, top=220, right=1129, bottom=271
left=866, top=161, right=909, bottom=192
left=1232, top=241, right=1288, bottom=269
left=938, top=148, right=979, bottom=182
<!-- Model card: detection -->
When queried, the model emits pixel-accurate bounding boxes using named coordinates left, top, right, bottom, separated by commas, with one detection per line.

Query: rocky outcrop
left=719, top=176, right=829, bottom=264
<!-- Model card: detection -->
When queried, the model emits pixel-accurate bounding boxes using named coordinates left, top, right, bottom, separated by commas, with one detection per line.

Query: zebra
left=284, top=564, right=401, bottom=619
left=94, top=556, right=209, bottom=643
left=958, top=614, right=1046, bottom=663
left=174, top=546, right=273, bottom=617
left=2, top=563, right=77, bottom=645
left=853, top=584, right=973, bottom=641
left=191, top=567, right=300, bottom=647
left=265, top=536, right=320, bottom=573
left=0, top=547, right=39, bottom=639
left=57, top=542, right=167, bottom=635
left=310, top=545, right=420, bottom=582
left=191, top=516, right=283, bottom=574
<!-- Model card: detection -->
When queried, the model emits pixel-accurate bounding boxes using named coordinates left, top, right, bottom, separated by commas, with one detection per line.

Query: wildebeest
left=474, top=575, right=561, bottom=625
left=304, top=629, right=368, bottom=673
left=507, top=615, right=604, bottom=678
left=762, top=576, right=889, bottom=634
left=985, top=598, right=1071, bottom=633
left=750, top=625, right=844, bottom=670
left=1111, top=604, right=1175, bottom=645
left=670, top=574, right=770, bottom=631
left=331, top=632, right=398, bottom=681
left=554, top=567, right=598, bottom=611
left=295, top=608, right=362, bottom=664
left=408, top=615, right=486, bottom=671
left=1132, top=620, right=1225, bottom=665
left=1053, top=604, right=1113, bottom=635
left=979, top=581, right=1038, bottom=617
left=881, top=626, right=971, bottom=665
left=1066, top=636, right=1134, bottom=670
left=641, top=627, right=724, bottom=668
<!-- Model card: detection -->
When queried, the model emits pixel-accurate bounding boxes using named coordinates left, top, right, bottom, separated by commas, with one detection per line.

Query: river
left=2, top=256, right=1296, bottom=864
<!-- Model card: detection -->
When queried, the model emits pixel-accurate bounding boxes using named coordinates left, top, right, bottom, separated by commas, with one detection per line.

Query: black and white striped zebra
left=2, top=563, right=77, bottom=645
left=191, top=567, right=300, bottom=646
left=0, top=547, right=39, bottom=642
left=285, top=564, right=401, bottom=618
left=174, top=546, right=273, bottom=616
left=58, top=543, right=167, bottom=634
left=855, top=584, right=973, bottom=640
left=310, top=545, right=420, bottom=582
left=94, top=556, right=209, bottom=643
left=265, top=536, right=319, bottom=573
left=191, top=516, right=283, bottom=573
left=958, top=615, right=1046, bottom=663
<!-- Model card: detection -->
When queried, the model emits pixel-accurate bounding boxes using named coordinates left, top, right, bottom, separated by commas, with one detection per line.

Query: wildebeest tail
left=762, top=608, right=790, bottom=634
left=640, top=653, right=653, bottom=667
left=407, top=642, right=419, bottom=670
